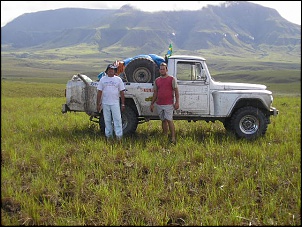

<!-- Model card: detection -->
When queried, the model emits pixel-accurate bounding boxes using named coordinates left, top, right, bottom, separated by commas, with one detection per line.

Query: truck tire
left=125, top=58, right=160, bottom=83
left=98, top=105, right=138, bottom=136
left=223, top=118, right=233, bottom=132
left=230, top=106, right=269, bottom=140
left=99, top=113, right=105, bottom=135
left=122, top=105, right=138, bottom=135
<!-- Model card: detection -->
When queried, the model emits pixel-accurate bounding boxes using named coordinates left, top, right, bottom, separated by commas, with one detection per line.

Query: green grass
left=1, top=39, right=300, bottom=225
left=1, top=81, right=301, bottom=225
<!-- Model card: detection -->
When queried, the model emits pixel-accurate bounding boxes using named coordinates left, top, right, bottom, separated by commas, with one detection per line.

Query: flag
left=166, top=43, right=173, bottom=57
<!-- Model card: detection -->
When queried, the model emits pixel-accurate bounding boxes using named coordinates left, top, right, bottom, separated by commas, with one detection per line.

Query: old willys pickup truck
left=62, top=54, right=279, bottom=140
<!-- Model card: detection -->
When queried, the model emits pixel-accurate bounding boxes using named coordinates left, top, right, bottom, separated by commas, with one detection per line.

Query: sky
left=1, top=1, right=301, bottom=27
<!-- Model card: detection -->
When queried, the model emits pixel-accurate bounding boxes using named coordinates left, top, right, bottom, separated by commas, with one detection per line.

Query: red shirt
left=155, top=76, right=175, bottom=105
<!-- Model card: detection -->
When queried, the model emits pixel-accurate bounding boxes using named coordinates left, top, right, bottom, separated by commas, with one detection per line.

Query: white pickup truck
left=62, top=54, right=279, bottom=140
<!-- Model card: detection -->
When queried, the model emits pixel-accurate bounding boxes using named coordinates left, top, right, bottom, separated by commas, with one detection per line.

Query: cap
left=105, top=64, right=117, bottom=73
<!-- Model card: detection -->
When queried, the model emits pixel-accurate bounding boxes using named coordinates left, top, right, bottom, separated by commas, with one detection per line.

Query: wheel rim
left=239, top=115, right=259, bottom=134
left=133, top=67, right=151, bottom=83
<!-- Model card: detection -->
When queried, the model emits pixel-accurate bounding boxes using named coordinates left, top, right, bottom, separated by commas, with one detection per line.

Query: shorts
left=156, top=104, right=174, bottom=121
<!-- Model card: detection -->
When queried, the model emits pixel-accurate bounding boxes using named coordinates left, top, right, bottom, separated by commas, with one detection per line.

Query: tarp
left=123, top=54, right=165, bottom=67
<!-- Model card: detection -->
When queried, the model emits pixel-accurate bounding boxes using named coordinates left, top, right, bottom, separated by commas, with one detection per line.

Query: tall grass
left=1, top=81, right=300, bottom=225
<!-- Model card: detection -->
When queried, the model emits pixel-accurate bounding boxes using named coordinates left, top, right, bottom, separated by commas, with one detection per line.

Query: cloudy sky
left=1, top=1, right=301, bottom=27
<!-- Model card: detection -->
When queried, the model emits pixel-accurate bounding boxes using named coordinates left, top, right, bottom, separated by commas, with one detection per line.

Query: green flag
left=166, top=43, right=172, bottom=57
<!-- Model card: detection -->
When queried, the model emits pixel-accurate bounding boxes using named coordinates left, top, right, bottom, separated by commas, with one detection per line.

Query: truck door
left=174, top=61, right=210, bottom=115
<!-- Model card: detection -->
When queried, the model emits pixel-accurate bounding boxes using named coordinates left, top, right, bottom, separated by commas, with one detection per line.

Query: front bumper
left=270, top=107, right=279, bottom=116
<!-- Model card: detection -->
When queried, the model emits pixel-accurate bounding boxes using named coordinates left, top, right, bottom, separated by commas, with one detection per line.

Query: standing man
left=150, top=62, right=179, bottom=144
left=97, top=64, right=125, bottom=140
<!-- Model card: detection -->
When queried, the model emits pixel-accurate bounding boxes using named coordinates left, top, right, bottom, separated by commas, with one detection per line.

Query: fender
left=212, top=90, right=273, bottom=116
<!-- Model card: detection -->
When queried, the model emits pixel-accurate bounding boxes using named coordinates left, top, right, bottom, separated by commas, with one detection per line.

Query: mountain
left=1, top=1, right=301, bottom=56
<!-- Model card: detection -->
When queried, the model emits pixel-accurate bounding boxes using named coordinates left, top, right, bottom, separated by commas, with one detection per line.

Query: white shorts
left=156, top=104, right=174, bottom=121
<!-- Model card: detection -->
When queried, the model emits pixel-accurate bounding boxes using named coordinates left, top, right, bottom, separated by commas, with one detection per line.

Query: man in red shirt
left=150, top=62, right=179, bottom=144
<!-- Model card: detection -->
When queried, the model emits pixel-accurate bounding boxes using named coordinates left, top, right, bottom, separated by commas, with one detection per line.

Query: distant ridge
left=1, top=1, right=300, bottom=56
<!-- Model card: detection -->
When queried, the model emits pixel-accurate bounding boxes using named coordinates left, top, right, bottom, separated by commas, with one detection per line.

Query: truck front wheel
left=231, top=106, right=269, bottom=140
left=99, top=105, right=138, bottom=136
left=223, top=118, right=233, bottom=132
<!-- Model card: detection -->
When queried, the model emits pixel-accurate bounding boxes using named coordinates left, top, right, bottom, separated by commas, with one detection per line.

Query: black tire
left=125, top=57, right=159, bottom=83
left=98, top=105, right=138, bottom=136
left=230, top=106, right=269, bottom=140
left=99, top=112, right=105, bottom=135
left=223, top=118, right=233, bottom=132
left=122, top=105, right=138, bottom=135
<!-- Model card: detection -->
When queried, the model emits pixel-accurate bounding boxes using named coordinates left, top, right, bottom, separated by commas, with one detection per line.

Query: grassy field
left=1, top=44, right=301, bottom=91
left=1, top=80, right=300, bottom=225
left=1, top=40, right=300, bottom=225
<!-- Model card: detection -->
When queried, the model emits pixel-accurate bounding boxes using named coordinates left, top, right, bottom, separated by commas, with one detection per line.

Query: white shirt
left=97, top=75, right=125, bottom=105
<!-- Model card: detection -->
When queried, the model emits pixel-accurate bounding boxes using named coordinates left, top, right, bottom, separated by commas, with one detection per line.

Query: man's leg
left=168, top=120, right=176, bottom=143
left=165, top=105, right=176, bottom=143
left=162, top=120, right=169, bottom=136
left=111, top=104, right=123, bottom=139
left=103, top=104, right=113, bottom=138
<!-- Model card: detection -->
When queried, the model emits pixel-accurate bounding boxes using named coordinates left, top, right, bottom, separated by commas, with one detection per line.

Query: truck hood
left=212, top=81, right=267, bottom=90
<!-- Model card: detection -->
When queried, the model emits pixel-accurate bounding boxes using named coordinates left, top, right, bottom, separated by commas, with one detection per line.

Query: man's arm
left=172, top=77, right=179, bottom=110
left=150, top=88, right=158, bottom=112
left=120, top=90, right=125, bottom=111
left=174, top=87, right=179, bottom=110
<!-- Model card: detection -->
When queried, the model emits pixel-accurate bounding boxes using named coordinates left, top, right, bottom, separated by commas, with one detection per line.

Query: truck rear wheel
left=122, top=105, right=138, bottom=135
left=125, top=58, right=159, bottom=83
left=231, top=106, right=269, bottom=140
left=99, top=105, right=138, bottom=136
left=99, top=113, right=105, bottom=135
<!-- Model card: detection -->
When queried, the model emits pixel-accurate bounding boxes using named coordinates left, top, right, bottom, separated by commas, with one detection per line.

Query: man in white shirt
left=97, top=64, right=125, bottom=140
